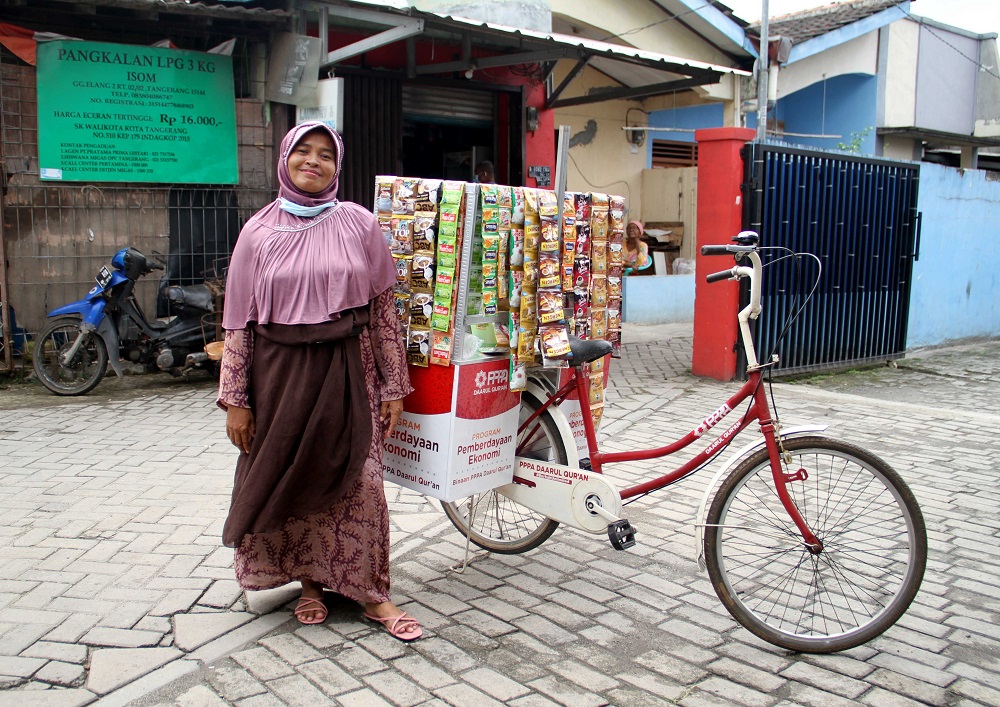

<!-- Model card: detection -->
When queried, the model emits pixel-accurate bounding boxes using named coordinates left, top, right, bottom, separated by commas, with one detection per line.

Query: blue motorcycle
left=32, top=247, right=219, bottom=395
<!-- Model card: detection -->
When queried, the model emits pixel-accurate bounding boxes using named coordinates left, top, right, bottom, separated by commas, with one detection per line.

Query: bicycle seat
left=567, top=335, right=613, bottom=365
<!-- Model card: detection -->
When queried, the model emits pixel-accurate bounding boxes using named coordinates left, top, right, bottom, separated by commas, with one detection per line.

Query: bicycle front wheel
left=705, top=436, right=926, bottom=653
left=440, top=392, right=566, bottom=554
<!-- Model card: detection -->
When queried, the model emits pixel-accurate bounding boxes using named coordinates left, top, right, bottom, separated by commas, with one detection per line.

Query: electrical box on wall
left=296, top=77, right=345, bottom=132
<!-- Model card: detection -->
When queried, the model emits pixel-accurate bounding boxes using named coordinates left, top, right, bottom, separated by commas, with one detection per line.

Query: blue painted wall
left=907, top=163, right=1000, bottom=346
left=744, top=74, right=878, bottom=154
left=647, top=103, right=724, bottom=148
left=623, top=274, right=695, bottom=324
left=775, top=74, right=878, bottom=153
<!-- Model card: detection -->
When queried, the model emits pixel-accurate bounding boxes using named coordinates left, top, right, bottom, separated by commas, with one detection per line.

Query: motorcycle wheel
left=32, top=316, right=109, bottom=395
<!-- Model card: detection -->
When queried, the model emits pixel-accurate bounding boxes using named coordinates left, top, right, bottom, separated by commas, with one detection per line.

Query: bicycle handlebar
left=706, top=268, right=736, bottom=283
left=700, top=235, right=765, bottom=370
left=702, top=244, right=757, bottom=256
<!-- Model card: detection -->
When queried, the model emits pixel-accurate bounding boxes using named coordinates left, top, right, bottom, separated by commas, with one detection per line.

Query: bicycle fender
left=524, top=381, right=579, bottom=468
left=693, top=424, right=828, bottom=569
left=96, top=317, right=125, bottom=379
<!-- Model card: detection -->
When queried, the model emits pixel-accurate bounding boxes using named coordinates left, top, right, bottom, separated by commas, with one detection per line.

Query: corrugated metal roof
left=750, top=0, right=904, bottom=43
left=84, top=0, right=289, bottom=22
left=419, top=12, right=752, bottom=77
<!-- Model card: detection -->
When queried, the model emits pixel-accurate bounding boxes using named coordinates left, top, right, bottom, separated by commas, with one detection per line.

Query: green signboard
left=36, top=40, right=238, bottom=184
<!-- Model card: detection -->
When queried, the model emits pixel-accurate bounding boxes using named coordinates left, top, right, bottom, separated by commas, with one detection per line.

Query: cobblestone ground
left=0, top=324, right=998, bottom=706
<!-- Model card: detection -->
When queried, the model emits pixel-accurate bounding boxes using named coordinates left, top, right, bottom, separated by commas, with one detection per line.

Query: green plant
left=836, top=126, right=873, bottom=154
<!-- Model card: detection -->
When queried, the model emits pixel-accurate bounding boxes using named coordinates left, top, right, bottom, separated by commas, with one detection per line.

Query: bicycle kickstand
left=585, top=499, right=637, bottom=551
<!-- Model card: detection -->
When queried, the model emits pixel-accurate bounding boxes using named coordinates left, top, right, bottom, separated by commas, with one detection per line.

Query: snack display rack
left=375, top=176, right=625, bottom=500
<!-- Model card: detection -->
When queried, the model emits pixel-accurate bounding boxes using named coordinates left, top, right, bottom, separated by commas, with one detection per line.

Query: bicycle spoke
left=706, top=437, right=926, bottom=652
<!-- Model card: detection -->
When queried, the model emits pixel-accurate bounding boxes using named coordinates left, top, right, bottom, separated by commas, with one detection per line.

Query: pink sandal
left=293, top=596, right=328, bottom=625
left=363, top=611, right=423, bottom=641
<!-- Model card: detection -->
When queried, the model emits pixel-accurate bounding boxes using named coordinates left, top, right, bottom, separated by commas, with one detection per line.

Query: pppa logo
left=475, top=368, right=507, bottom=389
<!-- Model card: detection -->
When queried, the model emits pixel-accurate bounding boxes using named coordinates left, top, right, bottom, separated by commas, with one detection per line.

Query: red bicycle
left=443, top=232, right=927, bottom=653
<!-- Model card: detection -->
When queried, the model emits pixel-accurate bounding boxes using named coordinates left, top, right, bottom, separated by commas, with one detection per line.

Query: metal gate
left=742, top=142, right=921, bottom=377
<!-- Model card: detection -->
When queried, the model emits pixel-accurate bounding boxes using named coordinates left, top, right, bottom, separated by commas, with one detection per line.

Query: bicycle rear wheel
left=440, top=392, right=566, bottom=554
left=704, top=436, right=926, bottom=653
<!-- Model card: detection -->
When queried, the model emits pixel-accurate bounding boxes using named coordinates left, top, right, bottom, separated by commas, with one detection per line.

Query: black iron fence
left=741, top=142, right=921, bottom=377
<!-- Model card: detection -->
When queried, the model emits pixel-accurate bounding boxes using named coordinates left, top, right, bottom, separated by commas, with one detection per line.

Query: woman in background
left=624, top=220, right=650, bottom=274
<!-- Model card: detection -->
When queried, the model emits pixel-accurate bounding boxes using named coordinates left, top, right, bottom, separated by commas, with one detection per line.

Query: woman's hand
left=226, top=406, right=255, bottom=454
left=380, top=399, right=404, bottom=439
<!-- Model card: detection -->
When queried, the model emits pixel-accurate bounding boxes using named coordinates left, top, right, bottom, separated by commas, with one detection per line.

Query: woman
left=217, top=120, right=421, bottom=641
left=624, top=220, right=650, bottom=273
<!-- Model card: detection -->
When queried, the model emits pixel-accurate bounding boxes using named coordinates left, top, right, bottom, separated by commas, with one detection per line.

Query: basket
left=205, top=341, right=225, bottom=361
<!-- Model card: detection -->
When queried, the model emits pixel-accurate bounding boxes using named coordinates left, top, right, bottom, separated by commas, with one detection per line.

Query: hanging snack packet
left=575, top=192, right=592, bottom=222
left=538, top=253, right=560, bottom=290
left=589, top=371, right=605, bottom=405
left=537, top=190, right=558, bottom=219
left=522, top=259, right=539, bottom=290
left=539, top=220, right=560, bottom=253
left=539, top=324, right=572, bottom=358
left=512, top=187, right=525, bottom=225
left=378, top=215, right=392, bottom=247
left=389, top=217, right=413, bottom=255
left=538, top=290, right=564, bottom=324
left=410, top=253, right=435, bottom=292
left=608, top=274, right=622, bottom=299
left=591, top=311, right=608, bottom=341
left=576, top=223, right=591, bottom=256
left=524, top=223, right=541, bottom=257
left=393, top=254, right=411, bottom=283
left=607, top=306, right=622, bottom=330
left=374, top=175, right=394, bottom=215
left=439, top=203, right=461, bottom=237
left=591, top=274, right=608, bottom=308
left=430, top=330, right=453, bottom=366
left=413, top=210, right=437, bottom=252
left=509, top=269, right=524, bottom=308
left=440, top=181, right=465, bottom=205
left=591, top=240, right=608, bottom=274
left=481, top=183, right=499, bottom=206
left=432, top=271, right=455, bottom=331
left=510, top=361, right=528, bottom=391
left=393, top=289, right=410, bottom=327
left=562, top=262, right=576, bottom=292
left=392, top=178, right=419, bottom=215
left=406, top=327, right=431, bottom=367
left=498, top=247, right=509, bottom=299
left=517, top=327, right=536, bottom=363
left=510, top=226, right=525, bottom=267
left=410, top=291, right=433, bottom=328
left=417, top=179, right=442, bottom=205
left=608, top=240, right=624, bottom=267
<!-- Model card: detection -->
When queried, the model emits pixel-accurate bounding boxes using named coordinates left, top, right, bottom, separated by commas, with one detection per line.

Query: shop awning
left=304, top=1, right=752, bottom=109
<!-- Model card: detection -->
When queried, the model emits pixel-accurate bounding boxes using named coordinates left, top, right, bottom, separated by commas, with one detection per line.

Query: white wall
left=778, top=32, right=878, bottom=98
left=883, top=20, right=919, bottom=127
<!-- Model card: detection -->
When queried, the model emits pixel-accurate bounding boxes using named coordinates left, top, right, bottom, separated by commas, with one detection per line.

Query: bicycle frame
left=517, top=244, right=821, bottom=549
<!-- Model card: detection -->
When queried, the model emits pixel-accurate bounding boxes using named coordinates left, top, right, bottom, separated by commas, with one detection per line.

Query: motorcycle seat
left=164, top=284, right=215, bottom=312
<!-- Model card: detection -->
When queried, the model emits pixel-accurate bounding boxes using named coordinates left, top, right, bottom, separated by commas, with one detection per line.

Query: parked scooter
left=32, top=247, right=220, bottom=395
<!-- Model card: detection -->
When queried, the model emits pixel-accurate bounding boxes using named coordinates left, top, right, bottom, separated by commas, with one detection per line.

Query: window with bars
left=651, top=140, right=698, bottom=168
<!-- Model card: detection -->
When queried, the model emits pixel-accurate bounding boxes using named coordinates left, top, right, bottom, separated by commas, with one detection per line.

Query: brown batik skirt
left=222, top=311, right=372, bottom=548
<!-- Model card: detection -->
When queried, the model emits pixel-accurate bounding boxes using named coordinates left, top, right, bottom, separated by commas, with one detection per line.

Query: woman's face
left=288, top=129, right=337, bottom=193
left=626, top=224, right=639, bottom=239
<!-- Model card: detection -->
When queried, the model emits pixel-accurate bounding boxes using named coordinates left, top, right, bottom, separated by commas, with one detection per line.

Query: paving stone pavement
left=1, top=322, right=998, bottom=706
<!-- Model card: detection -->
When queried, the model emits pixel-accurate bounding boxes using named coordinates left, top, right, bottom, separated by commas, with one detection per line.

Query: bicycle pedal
left=607, top=519, right=636, bottom=550
left=579, top=458, right=593, bottom=471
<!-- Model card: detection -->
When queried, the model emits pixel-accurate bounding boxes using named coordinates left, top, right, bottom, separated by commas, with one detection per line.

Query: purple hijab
left=223, top=121, right=397, bottom=329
